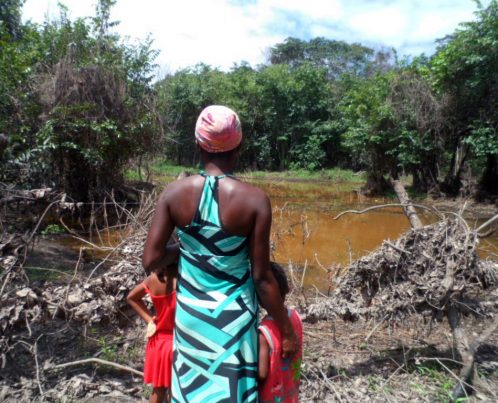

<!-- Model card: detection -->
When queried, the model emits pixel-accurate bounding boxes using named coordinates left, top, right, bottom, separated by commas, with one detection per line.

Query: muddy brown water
left=47, top=175, right=498, bottom=290
left=253, top=178, right=498, bottom=289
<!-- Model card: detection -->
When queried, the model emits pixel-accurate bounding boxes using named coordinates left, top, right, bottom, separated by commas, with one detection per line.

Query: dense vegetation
left=0, top=0, right=159, bottom=201
left=1, top=0, right=497, bottom=200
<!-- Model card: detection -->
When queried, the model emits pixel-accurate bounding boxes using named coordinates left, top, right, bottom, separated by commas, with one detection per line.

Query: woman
left=143, top=105, right=298, bottom=402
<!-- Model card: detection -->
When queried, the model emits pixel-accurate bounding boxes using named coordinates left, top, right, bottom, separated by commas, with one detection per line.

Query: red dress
left=258, top=308, right=303, bottom=403
left=142, top=283, right=176, bottom=388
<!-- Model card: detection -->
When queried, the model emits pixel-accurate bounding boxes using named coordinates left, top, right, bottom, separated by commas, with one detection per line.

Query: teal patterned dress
left=172, top=173, right=258, bottom=402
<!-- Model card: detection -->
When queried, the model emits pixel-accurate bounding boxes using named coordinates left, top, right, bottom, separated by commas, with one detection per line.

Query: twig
left=22, top=266, right=74, bottom=277
left=25, top=312, right=32, bottom=337
left=300, top=259, right=308, bottom=288
left=34, top=338, right=44, bottom=397
left=50, top=358, right=143, bottom=377
left=86, top=237, right=129, bottom=280
left=22, top=199, right=61, bottom=265
left=0, top=271, right=12, bottom=299
left=365, top=315, right=388, bottom=342
left=64, top=248, right=83, bottom=303
left=59, top=218, right=115, bottom=250
left=346, top=239, right=353, bottom=265
left=311, top=284, right=329, bottom=298
left=419, top=357, right=474, bottom=397
left=476, top=213, right=498, bottom=234
left=318, top=368, right=342, bottom=401
left=383, top=241, right=411, bottom=255
left=313, top=253, right=330, bottom=273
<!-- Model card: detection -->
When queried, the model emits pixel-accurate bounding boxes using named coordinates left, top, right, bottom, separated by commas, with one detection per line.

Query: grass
left=125, top=161, right=195, bottom=181
left=126, top=159, right=366, bottom=184
left=411, top=362, right=461, bottom=401
left=25, top=265, right=73, bottom=282
left=239, top=167, right=365, bottom=183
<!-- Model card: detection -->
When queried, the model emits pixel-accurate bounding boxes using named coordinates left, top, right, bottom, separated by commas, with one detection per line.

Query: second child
left=127, top=265, right=177, bottom=403
left=258, top=263, right=303, bottom=403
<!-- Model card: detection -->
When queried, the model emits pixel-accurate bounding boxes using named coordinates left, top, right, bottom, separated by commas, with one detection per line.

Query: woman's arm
left=258, top=332, right=270, bottom=380
left=142, top=189, right=178, bottom=273
left=127, top=283, right=154, bottom=324
left=250, top=194, right=298, bottom=359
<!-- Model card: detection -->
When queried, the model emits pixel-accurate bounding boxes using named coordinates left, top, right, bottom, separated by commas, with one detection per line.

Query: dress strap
left=142, top=282, right=151, bottom=295
left=199, top=170, right=235, bottom=180
left=258, top=324, right=274, bottom=352
left=192, top=173, right=227, bottom=226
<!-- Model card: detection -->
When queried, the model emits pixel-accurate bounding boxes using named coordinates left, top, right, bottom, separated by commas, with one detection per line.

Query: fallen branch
left=334, top=203, right=443, bottom=221
left=50, top=358, right=143, bottom=377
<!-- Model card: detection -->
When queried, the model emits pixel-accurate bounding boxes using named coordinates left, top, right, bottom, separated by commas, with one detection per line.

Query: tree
left=339, top=68, right=442, bottom=194
left=156, top=64, right=230, bottom=166
left=0, top=3, right=44, bottom=184
left=429, top=0, right=498, bottom=196
left=0, top=0, right=24, bottom=40
left=29, top=1, right=160, bottom=200
left=255, top=63, right=333, bottom=170
left=268, top=37, right=376, bottom=79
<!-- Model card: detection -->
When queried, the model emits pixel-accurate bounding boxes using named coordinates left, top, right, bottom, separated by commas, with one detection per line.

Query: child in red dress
left=258, top=263, right=303, bottom=403
left=127, top=265, right=177, bottom=403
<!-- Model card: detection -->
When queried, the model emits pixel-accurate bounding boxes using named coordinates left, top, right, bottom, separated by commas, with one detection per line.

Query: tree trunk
left=389, top=178, right=423, bottom=229
left=477, top=154, right=498, bottom=199
left=361, top=172, right=390, bottom=196
left=412, top=155, right=439, bottom=194
left=442, top=138, right=469, bottom=196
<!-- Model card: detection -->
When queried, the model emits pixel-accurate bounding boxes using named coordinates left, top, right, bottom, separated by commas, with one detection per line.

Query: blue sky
left=22, top=0, right=488, bottom=74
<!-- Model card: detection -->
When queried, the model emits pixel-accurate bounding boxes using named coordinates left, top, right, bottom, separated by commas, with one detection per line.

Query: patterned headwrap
left=195, top=105, right=242, bottom=153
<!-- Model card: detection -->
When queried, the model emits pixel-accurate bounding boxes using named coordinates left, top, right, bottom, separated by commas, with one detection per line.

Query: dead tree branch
left=50, top=358, right=143, bottom=377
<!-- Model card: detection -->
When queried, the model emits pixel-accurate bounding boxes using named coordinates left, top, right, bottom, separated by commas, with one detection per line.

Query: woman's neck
left=203, top=160, right=235, bottom=176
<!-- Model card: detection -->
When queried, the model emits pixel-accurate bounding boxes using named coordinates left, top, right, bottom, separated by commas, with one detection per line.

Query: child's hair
left=153, top=264, right=177, bottom=280
left=270, top=262, right=290, bottom=298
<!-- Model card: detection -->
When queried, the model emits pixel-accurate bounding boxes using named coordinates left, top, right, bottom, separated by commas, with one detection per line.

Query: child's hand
left=145, top=316, right=157, bottom=338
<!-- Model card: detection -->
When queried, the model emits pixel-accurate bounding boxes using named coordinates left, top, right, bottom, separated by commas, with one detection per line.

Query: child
left=258, top=262, right=303, bottom=403
left=127, top=265, right=177, bottom=403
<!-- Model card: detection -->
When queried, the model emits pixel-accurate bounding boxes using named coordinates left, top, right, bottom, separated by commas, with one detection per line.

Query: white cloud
left=22, top=0, right=489, bottom=72
left=348, top=5, right=409, bottom=45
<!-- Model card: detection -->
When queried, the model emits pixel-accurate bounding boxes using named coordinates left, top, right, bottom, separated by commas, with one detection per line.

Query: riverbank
left=126, top=160, right=367, bottom=183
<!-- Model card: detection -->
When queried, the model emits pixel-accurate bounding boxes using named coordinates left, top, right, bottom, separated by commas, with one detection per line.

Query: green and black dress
left=172, top=173, right=258, bottom=402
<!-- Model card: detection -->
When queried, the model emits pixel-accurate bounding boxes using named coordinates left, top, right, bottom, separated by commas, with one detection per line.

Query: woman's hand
left=281, top=329, right=299, bottom=359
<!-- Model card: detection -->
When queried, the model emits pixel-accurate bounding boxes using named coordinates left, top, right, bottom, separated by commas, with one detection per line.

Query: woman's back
left=166, top=171, right=268, bottom=238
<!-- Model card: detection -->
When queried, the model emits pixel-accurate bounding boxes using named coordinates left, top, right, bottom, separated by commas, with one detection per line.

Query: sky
left=22, top=0, right=487, bottom=74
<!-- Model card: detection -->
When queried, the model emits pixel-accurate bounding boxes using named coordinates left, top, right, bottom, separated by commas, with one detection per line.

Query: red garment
left=259, top=308, right=303, bottom=403
left=142, top=282, right=176, bottom=388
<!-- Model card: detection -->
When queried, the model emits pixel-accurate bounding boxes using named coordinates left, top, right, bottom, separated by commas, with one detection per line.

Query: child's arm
left=127, top=283, right=155, bottom=324
left=258, top=332, right=270, bottom=381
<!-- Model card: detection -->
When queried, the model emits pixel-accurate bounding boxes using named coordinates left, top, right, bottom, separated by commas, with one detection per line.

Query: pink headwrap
left=195, top=105, right=242, bottom=153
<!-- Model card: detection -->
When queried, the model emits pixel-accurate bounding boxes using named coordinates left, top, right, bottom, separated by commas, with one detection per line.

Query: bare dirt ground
left=2, top=289, right=497, bottom=402
left=298, top=305, right=498, bottom=402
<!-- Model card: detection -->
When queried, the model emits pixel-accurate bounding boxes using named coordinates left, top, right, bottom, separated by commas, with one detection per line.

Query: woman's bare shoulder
left=159, top=175, right=203, bottom=201
left=233, top=180, right=270, bottom=204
